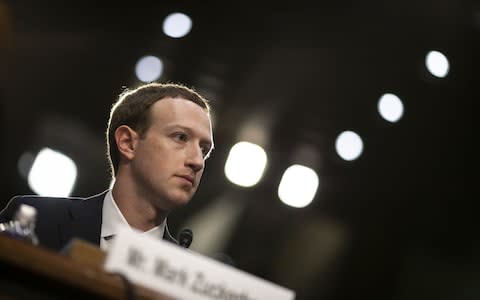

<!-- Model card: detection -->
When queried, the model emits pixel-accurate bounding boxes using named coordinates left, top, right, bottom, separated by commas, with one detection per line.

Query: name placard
left=103, top=227, right=295, bottom=300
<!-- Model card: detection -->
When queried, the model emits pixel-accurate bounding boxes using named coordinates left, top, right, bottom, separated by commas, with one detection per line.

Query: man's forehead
left=154, top=96, right=207, bottom=110
left=150, top=97, right=211, bottom=129
left=151, top=97, right=208, bottom=116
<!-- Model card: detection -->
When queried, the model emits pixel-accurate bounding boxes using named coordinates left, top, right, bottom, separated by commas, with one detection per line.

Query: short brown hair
left=106, top=82, right=210, bottom=177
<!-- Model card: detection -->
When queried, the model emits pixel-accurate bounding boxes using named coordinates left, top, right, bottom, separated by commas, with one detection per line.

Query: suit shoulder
left=8, top=195, right=82, bottom=207
left=0, top=195, right=84, bottom=221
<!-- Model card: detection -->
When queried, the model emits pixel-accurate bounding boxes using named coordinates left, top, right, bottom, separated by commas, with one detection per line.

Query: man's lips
left=176, top=174, right=194, bottom=185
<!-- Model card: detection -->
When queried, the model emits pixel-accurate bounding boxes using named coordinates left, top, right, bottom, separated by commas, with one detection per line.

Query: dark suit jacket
left=0, top=190, right=178, bottom=252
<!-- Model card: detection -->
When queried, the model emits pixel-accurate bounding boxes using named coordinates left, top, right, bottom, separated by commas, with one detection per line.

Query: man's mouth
left=177, top=174, right=194, bottom=185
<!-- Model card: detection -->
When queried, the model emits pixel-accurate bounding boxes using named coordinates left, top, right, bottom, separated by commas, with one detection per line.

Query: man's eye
left=173, top=133, right=188, bottom=142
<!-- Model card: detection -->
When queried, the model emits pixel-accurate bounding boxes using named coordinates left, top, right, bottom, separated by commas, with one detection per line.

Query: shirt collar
left=101, top=190, right=166, bottom=240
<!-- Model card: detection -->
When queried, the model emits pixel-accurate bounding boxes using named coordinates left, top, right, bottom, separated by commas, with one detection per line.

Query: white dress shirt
left=100, top=190, right=166, bottom=251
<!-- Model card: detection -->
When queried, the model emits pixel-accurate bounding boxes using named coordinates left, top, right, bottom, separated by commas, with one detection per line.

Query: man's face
left=130, top=97, right=213, bottom=210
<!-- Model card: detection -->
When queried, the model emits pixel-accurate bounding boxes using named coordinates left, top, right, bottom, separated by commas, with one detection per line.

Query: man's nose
left=186, top=144, right=204, bottom=172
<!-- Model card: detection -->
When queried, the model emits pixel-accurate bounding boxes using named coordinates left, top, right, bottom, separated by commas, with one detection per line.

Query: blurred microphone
left=178, top=228, right=193, bottom=248
left=211, top=252, right=236, bottom=267
left=0, top=204, right=39, bottom=245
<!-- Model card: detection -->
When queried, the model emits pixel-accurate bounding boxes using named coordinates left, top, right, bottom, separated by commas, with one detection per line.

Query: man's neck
left=111, top=174, right=168, bottom=232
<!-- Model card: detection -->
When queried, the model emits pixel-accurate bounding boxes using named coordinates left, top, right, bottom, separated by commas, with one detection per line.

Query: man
left=0, top=82, right=214, bottom=252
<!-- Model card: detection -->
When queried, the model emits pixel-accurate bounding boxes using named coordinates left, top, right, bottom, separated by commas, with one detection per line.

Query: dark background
left=0, top=1, right=477, bottom=299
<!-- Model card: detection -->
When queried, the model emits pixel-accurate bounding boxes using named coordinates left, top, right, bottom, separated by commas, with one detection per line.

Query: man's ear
left=115, top=125, right=139, bottom=161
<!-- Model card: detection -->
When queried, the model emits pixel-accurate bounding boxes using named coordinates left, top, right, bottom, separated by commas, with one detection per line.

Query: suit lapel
left=64, top=191, right=106, bottom=247
left=163, top=223, right=178, bottom=244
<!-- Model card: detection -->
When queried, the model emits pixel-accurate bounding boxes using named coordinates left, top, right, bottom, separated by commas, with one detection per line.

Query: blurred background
left=0, top=1, right=477, bottom=299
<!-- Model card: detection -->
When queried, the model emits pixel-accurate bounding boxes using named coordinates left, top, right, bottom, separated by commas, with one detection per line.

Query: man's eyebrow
left=166, top=124, right=213, bottom=145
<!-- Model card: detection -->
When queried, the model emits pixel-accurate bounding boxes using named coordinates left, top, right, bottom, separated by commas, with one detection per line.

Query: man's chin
left=164, top=192, right=193, bottom=209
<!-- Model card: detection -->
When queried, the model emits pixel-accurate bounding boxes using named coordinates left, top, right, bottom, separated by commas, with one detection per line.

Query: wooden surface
left=62, top=238, right=107, bottom=267
left=0, top=234, right=172, bottom=300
